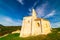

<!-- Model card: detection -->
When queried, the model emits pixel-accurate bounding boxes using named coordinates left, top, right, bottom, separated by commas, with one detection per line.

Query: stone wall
left=20, top=18, right=51, bottom=37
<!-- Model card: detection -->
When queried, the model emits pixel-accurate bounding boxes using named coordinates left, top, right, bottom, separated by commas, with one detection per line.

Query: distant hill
left=0, top=25, right=21, bottom=36
left=0, top=24, right=4, bottom=26
left=0, top=24, right=4, bottom=28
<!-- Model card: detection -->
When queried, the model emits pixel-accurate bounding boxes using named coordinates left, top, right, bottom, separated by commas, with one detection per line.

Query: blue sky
left=0, top=0, right=60, bottom=28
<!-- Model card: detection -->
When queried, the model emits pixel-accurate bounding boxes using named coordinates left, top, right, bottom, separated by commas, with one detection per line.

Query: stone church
left=20, top=9, right=51, bottom=37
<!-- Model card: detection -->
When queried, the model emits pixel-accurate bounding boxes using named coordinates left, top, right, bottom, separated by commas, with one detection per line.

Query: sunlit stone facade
left=20, top=9, right=51, bottom=37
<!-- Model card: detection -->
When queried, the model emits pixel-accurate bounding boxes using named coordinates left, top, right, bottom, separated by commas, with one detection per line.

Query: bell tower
left=32, top=9, right=37, bottom=19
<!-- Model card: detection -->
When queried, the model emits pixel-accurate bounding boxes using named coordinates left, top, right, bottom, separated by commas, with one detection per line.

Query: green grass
left=0, top=31, right=60, bottom=40
left=0, top=28, right=60, bottom=40
left=0, top=33, right=24, bottom=40
left=0, top=26, right=21, bottom=36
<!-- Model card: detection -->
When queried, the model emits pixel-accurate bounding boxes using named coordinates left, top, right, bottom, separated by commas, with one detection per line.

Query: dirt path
left=0, top=34, right=8, bottom=38
left=0, top=30, right=20, bottom=38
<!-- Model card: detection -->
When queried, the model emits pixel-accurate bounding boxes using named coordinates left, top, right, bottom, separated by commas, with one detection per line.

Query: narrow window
left=37, top=23, right=40, bottom=27
left=28, top=21, right=30, bottom=23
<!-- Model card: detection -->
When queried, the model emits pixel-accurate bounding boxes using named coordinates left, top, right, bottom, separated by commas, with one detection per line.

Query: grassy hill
left=0, top=27, right=60, bottom=40
left=0, top=24, right=21, bottom=36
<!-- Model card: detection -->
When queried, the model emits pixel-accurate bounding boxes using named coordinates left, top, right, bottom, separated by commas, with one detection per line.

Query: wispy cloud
left=51, top=22, right=60, bottom=28
left=28, top=1, right=38, bottom=16
left=28, top=8, right=32, bottom=15
left=36, top=2, right=48, bottom=18
left=28, top=1, right=56, bottom=19
left=17, top=0, right=24, bottom=5
left=4, top=17, right=14, bottom=23
left=0, top=16, right=22, bottom=26
left=33, top=1, right=38, bottom=7
left=28, top=2, right=48, bottom=17
left=44, top=10, right=55, bottom=18
left=29, top=8, right=32, bottom=12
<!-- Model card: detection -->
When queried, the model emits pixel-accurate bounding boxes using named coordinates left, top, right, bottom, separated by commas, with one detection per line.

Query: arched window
left=37, top=23, right=40, bottom=27
left=28, top=21, right=30, bottom=23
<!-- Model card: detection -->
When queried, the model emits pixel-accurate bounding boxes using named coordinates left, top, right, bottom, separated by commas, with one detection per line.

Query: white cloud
left=28, top=2, right=48, bottom=17
left=28, top=8, right=32, bottom=15
left=36, top=2, right=48, bottom=18
left=28, top=1, right=38, bottom=16
left=0, top=16, right=22, bottom=26
left=17, top=0, right=24, bottom=5
left=29, top=8, right=32, bottom=12
left=33, top=1, right=38, bottom=7
left=51, top=22, right=60, bottom=28
left=4, top=17, right=14, bottom=23
left=44, top=10, right=55, bottom=18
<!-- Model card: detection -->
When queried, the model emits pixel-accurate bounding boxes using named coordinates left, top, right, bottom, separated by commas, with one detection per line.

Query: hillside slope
left=0, top=28, right=60, bottom=40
